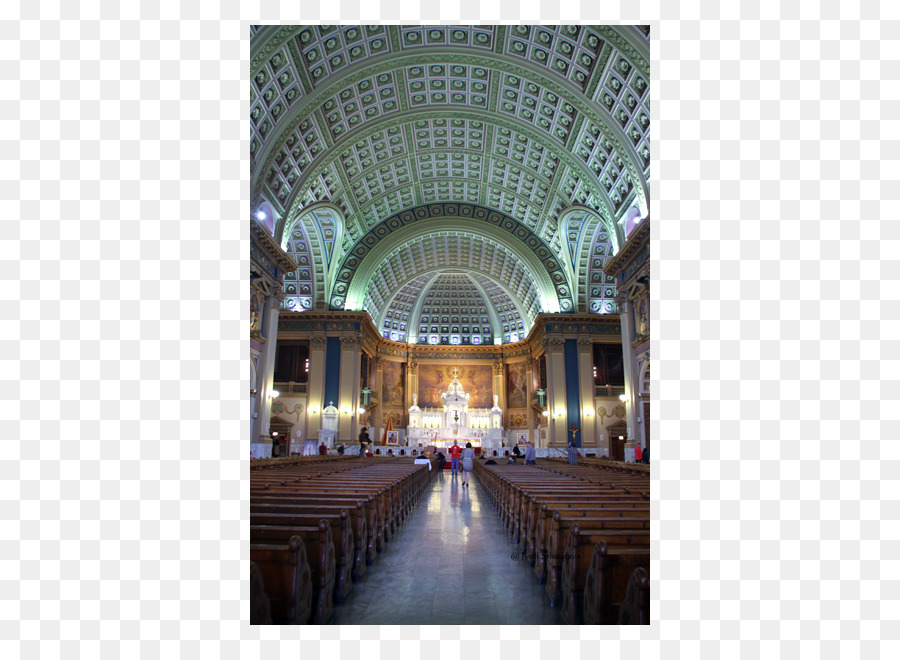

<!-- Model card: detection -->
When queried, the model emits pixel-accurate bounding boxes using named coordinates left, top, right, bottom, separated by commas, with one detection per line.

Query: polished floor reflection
left=331, top=470, right=562, bottom=625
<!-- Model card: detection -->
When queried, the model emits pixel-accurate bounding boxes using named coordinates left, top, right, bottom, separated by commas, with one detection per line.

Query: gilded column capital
left=577, top=338, right=593, bottom=353
left=544, top=337, right=566, bottom=353
left=340, top=334, right=361, bottom=347
left=310, top=336, right=327, bottom=348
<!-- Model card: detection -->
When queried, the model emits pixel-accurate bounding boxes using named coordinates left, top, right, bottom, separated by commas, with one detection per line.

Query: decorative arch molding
left=639, top=356, right=650, bottom=394
left=266, top=107, right=622, bottom=243
left=575, top=207, right=621, bottom=313
left=281, top=201, right=347, bottom=309
left=377, top=269, right=531, bottom=345
left=349, top=222, right=552, bottom=318
left=333, top=204, right=574, bottom=312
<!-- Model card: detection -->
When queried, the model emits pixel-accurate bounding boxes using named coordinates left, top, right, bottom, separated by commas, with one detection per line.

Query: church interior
left=250, top=25, right=651, bottom=625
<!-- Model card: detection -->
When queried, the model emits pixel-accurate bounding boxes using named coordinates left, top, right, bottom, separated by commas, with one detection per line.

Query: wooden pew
left=581, top=544, right=650, bottom=625
left=250, top=521, right=335, bottom=624
left=472, top=462, right=651, bottom=623
left=560, top=528, right=650, bottom=623
left=250, top=537, right=312, bottom=625
left=251, top=499, right=372, bottom=571
left=252, top=484, right=394, bottom=545
left=545, top=514, right=650, bottom=607
left=249, top=560, right=273, bottom=625
left=532, top=501, right=650, bottom=582
left=250, top=510, right=354, bottom=604
left=614, top=566, right=650, bottom=625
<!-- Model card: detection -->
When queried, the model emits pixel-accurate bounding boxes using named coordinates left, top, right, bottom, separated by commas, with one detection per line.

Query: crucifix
left=451, top=367, right=459, bottom=379
left=568, top=422, right=580, bottom=443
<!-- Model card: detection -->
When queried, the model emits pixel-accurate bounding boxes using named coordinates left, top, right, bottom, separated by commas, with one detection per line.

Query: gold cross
left=451, top=367, right=459, bottom=379
left=568, top=423, right=580, bottom=439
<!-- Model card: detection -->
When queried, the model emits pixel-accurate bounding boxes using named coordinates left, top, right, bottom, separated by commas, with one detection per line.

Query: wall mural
left=418, top=364, right=493, bottom=408
left=507, top=363, right=527, bottom=409
left=382, top=361, right=405, bottom=406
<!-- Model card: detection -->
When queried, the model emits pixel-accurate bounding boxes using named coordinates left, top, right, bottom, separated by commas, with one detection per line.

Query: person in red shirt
left=318, top=442, right=327, bottom=455
left=448, top=441, right=462, bottom=476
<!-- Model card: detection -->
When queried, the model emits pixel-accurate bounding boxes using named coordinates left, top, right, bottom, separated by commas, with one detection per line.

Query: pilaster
left=576, top=338, right=596, bottom=449
left=493, top=359, right=505, bottom=423
left=256, top=301, right=281, bottom=445
left=339, top=335, right=362, bottom=443
left=374, top=356, right=384, bottom=440
left=616, top=292, right=639, bottom=458
left=524, top=360, right=535, bottom=441
left=306, top=336, right=327, bottom=437
left=544, top=337, right=567, bottom=447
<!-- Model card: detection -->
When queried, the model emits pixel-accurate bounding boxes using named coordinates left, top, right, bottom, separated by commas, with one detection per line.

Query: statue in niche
left=638, top=298, right=648, bottom=336
left=250, top=294, right=261, bottom=334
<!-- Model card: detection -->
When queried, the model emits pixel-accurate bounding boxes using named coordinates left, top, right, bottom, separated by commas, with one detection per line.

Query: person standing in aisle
left=567, top=441, right=578, bottom=465
left=460, top=442, right=475, bottom=487
left=448, top=441, right=462, bottom=476
left=524, top=441, right=536, bottom=466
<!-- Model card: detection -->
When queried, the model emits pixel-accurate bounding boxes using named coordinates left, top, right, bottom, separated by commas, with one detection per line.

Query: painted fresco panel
left=382, top=361, right=405, bottom=405
left=418, top=364, right=493, bottom=408
left=507, top=363, right=527, bottom=409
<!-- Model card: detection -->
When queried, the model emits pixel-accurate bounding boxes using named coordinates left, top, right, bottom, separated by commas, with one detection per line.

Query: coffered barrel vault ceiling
left=250, top=25, right=650, bottom=344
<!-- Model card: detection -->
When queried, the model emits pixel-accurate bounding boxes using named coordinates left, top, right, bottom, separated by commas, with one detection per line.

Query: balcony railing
left=594, top=384, right=626, bottom=398
left=274, top=381, right=307, bottom=395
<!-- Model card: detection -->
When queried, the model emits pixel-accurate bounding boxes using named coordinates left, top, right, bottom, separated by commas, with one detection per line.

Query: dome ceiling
left=251, top=25, right=649, bottom=343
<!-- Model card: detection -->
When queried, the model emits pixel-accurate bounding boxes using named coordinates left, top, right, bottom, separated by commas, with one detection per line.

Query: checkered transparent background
left=0, top=1, right=895, bottom=658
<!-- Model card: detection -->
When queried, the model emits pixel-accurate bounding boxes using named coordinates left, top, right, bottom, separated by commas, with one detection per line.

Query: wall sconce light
left=309, top=405, right=320, bottom=414
left=554, top=407, right=566, bottom=419
left=619, top=394, right=627, bottom=402
left=271, top=431, right=278, bottom=437
left=357, top=407, right=366, bottom=415
left=340, top=406, right=352, bottom=415
left=583, top=407, right=594, bottom=418
left=270, top=390, right=280, bottom=398
left=541, top=410, right=550, bottom=417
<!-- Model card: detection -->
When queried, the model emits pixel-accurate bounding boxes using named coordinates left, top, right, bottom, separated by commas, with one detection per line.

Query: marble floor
left=331, top=469, right=563, bottom=625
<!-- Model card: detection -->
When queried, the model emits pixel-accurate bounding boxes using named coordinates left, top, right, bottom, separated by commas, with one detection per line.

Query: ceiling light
left=257, top=211, right=266, bottom=221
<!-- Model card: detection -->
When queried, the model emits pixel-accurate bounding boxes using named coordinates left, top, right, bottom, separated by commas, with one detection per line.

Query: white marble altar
left=406, top=368, right=505, bottom=451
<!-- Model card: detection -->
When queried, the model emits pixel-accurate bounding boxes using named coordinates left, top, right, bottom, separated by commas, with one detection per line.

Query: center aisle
left=332, top=469, right=562, bottom=625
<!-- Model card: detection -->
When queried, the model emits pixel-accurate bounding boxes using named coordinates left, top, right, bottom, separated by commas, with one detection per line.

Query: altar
left=430, top=438, right=482, bottom=450
left=406, top=368, right=505, bottom=452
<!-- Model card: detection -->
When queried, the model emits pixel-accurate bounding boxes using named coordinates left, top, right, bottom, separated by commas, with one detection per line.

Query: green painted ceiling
left=250, top=25, right=649, bottom=344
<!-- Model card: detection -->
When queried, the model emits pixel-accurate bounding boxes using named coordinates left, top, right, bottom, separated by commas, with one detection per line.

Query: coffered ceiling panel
left=250, top=25, right=649, bottom=342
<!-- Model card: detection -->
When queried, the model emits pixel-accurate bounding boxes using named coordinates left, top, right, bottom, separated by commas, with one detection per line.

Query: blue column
left=564, top=340, right=581, bottom=447
left=324, top=337, right=341, bottom=406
